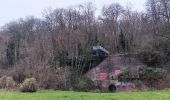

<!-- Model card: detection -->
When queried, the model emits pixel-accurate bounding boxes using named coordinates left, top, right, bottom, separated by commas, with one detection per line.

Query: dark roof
left=93, top=46, right=109, bottom=54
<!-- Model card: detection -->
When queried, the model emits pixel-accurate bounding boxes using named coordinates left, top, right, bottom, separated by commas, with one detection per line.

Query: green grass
left=0, top=90, right=169, bottom=100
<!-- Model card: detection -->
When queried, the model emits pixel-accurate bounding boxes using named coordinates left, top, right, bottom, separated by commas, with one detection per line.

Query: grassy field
left=0, top=90, right=169, bottom=100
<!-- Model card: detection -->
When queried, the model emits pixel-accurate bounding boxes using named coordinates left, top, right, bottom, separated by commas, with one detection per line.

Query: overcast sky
left=0, top=0, right=147, bottom=27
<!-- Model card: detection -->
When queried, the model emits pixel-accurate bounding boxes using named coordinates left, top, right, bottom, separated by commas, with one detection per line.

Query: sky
left=0, top=0, right=147, bottom=27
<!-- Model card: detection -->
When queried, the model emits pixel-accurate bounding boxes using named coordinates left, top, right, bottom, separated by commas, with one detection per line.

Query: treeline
left=0, top=0, right=169, bottom=90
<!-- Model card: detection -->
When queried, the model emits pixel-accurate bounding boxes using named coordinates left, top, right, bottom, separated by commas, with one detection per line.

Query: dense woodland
left=0, top=0, right=170, bottom=91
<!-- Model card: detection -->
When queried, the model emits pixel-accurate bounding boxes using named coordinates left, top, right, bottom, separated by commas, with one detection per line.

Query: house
left=85, top=54, right=144, bottom=92
left=86, top=55, right=142, bottom=81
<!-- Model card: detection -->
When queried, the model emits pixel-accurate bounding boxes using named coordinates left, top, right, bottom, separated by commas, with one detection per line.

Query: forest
left=0, top=0, right=170, bottom=92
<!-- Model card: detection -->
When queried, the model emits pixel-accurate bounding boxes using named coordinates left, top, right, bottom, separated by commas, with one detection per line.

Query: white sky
left=0, top=0, right=147, bottom=27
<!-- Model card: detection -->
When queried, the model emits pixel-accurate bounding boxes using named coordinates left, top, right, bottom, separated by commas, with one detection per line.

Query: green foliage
left=118, top=67, right=133, bottom=82
left=139, top=37, right=170, bottom=67
left=133, top=80, right=142, bottom=88
left=139, top=66, right=164, bottom=86
left=71, top=76, right=96, bottom=92
left=20, top=77, right=37, bottom=92
left=139, top=50, right=167, bottom=66
left=118, top=66, right=165, bottom=88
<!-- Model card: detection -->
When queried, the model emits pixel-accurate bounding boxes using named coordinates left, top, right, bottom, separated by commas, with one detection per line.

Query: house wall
left=86, top=55, right=143, bottom=81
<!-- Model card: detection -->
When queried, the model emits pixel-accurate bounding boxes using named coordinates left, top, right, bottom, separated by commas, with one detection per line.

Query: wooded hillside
left=0, top=0, right=169, bottom=91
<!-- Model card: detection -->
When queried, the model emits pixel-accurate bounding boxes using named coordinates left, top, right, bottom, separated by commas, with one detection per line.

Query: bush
left=133, top=80, right=142, bottom=88
left=139, top=66, right=164, bottom=87
left=12, top=72, right=26, bottom=84
left=118, top=70, right=130, bottom=82
left=43, top=74, right=66, bottom=90
left=20, top=77, right=37, bottom=92
left=118, top=67, right=134, bottom=82
left=0, top=76, right=16, bottom=89
left=72, top=77, right=96, bottom=92
left=8, top=67, right=27, bottom=83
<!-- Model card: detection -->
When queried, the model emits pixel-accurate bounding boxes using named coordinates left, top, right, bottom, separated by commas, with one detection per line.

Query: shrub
left=73, top=77, right=96, bottom=92
left=12, top=72, right=26, bottom=84
left=118, top=70, right=130, bottom=82
left=8, top=67, right=27, bottom=83
left=0, top=76, right=16, bottom=89
left=43, top=74, right=66, bottom=90
left=118, top=67, right=134, bottom=82
left=20, top=77, right=37, bottom=92
left=133, top=80, right=142, bottom=88
left=139, top=66, right=164, bottom=87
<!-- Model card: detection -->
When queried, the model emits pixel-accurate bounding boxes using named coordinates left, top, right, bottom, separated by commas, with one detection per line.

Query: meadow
left=0, top=90, right=169, bottom=100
